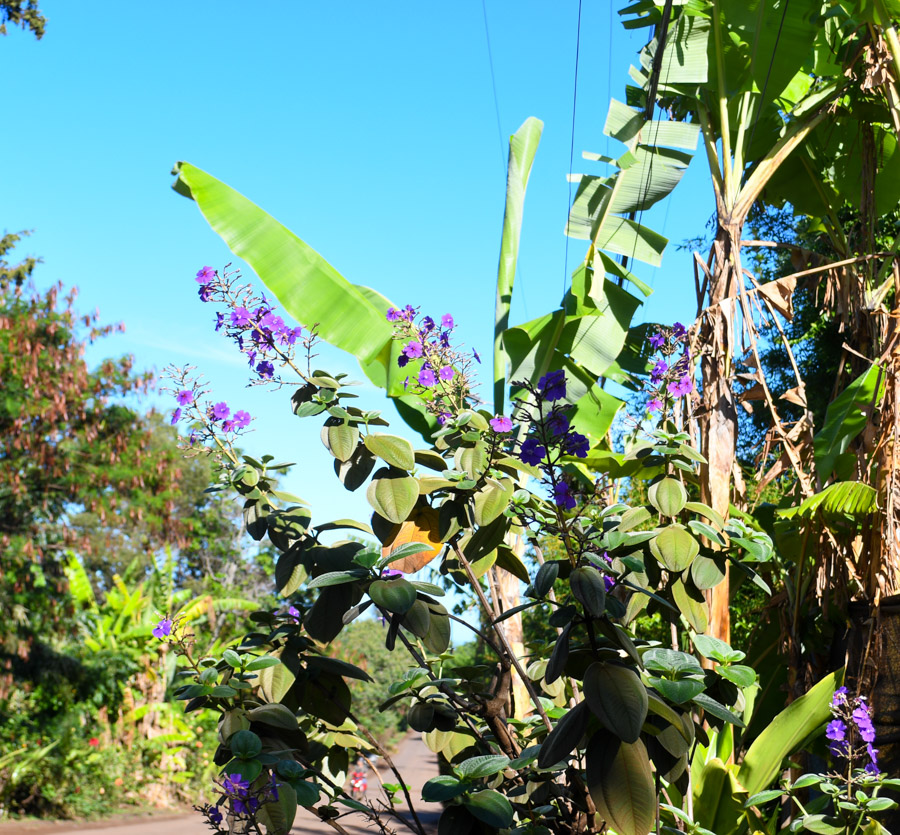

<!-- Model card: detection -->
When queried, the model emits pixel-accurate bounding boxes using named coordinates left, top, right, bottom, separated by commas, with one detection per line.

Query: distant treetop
left=0, top=1, right=45, bottom=40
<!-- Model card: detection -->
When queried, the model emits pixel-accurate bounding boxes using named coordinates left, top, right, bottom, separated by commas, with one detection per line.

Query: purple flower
left=421, top=316, right=435, bottom=332
left=198, top=284, right=212, bottom=302
left=195, top=266, right=215, bottom=284
left=439, top=366, right=454, bottom=381
left=519, top=438, right=547, bottom=466
left=215, top=312, right=225, bottom=332
left=223, top=773, right=250, bottom=795
left=170, top=408, right=182, bottom=425
left=418, top=368, right=436, bottom=387
left=546, top=412, right=570, bottom=436
left=381, top=568, right=403, bottom=578
left=832, top=686, right=848, bottom=706
left=404, top=304, right=416, bottom=318
left=648, top=398, right=663, bottom=412
left=603, top=575, right=616, bottom=592
left=490, top=415, right=513, bottom=433
left=256, top=360, right=275, bottom=379
left=234, top=410, right=251, bottom=428
left=437, top=411, right=452, bottom=425
left=277, top=325, right=303, bottom=346
left=866, top=743, right=880, bottom=775
left=473, top=349, right=481, bottom=364
left=386, top=307, right=401, bottom=322
left=667, top=375, right=693, bottom=397
left=672, top=322, right=686, bottom=338
left=221, top=420, right=236, bottom=433
left=287, top=605, right=300, bottom=619
left=554, top=482, right=576, bottom=510
left=397, top=354, right=409, bottom=368
left=206, top=806, right=223, bottom=826
left=441, top=314, right=454, bottom=329
left=152, top=618, right=173, bottom=639
left=650, top=360, right=668, bottom=384
left=648, top=331, right=666, bottom=350
left=403, top=341, right=424, bottom=359
left=537, top=370, right=567, bottom=402
left=212, top=402, right=231, bottom=421
left=852, top=705, right=876, bottom=743
left=176, top=389, right=194, bottom=406
left=260, top=312, right=285, bottom=332
left=233, top=796, right=259, bottom=815
left=231, top=307, right=251, bottom=327
left=565, top=431, right=590, bottom=458
left=826, top=719, right=847, bottom=741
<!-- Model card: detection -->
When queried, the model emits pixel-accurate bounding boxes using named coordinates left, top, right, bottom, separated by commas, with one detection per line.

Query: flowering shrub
left=161, top=267, right=793, bottom=835
left=745, top=687, right=898, bottom=835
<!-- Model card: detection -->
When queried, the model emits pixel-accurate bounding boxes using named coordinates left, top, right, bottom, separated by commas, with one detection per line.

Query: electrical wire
left=563, top=0, right=584, bottom=296
left=481, top=0, right=506, bottom=172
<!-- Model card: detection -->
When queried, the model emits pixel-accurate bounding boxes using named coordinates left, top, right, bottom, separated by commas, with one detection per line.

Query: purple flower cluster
left=827, top=686, right=880, bottom=774
left=193, top=265, right=305, bottom=382
left=385, top=304, right=479, bottom=423
left=511, top=370, right=591, bottom=511
left=645, top=323, right=694, bottom=414
left=222, top=773, right=259, bottom=815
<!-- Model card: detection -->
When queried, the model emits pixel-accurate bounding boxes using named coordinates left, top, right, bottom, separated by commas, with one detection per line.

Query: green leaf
left=230, top=730, right=262, bottom=759
left=814, top=366, right=883, bottom=482
left=171, top=162, right=391, bottom=365
left=494, top=116, right=543, bottom=414
left=533, top=561, right=560, bottom=597
left=307, top=570, right=368, bottom=589
left=246, top=704, right=299, bottom=730
left=717, top=665, right=757, bottom=688
left=364, top=433, right=415, bottom=471
left=583, top=662, right=649, bottom=744
left=692, top=756, right=747, bottom=835
left=650, top=525, right=699, bottom=571
left=779, top=481, right=878, bottom=522
left=245, top=656, right=282, bottom=672
left=672, top=578, right=709, bottom=633
left=691, top=554, right=727, bottom=589
left=537, top=701, right=589, bottom=768
left=684, top=501, right=726, bottom=530
left=369, top=578, right=417, bottom=615
left=464, top=790, right=514, bottom=829
left=692, top=633, right=745, bottom=664
left=570, top=566, right=607, bottom=617
left=322, top=421, right=359, bottom=463
left=473, top=480, right=514, bottom=527
left=223, top=649, right=242, bottom=669
left=257, top=659, right=296, bottom=704
left=649, top=677, right=704, bottom=704
left=737, top=669, right=844, bottom=796
left=586, top=731, right=656, bottom=835
left=693, top=693, right=745, bottom=727
left=745, top=789, right=785, bottom=807
left=422, top=775, right=466, bottom=803
left=456, top=754, right=510, bottom=779
left=649, top=477, right=687, bottom=517
left=366, top=467, right=418, bottom=524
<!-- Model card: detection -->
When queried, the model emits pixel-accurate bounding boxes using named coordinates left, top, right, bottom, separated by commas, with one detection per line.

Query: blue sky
left=6, top=2, right=712, bottom=581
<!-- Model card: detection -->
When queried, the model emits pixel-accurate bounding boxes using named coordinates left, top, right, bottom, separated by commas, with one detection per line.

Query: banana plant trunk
left=698, top=224, right=742, bottom=644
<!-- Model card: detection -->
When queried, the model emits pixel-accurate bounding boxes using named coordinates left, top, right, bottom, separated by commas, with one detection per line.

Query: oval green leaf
left=648, top=477, right=687, bottom=517
left=369, top=578, right=417, bottom=614
left=583, top=662, right=649, bottom=744
left=649, top=524, right=699, bottom=572
left=364, top=433, right=415, bottom=470
left=366, top=467, right=419, bottom=523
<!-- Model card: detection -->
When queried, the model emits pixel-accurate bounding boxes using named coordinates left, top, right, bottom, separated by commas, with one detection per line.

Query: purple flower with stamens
left=215, top=312, right=225, bottom=332
left=176, top=390, right=194, bottom=406
left=418, top=368, right=436, bottom=387
left=565, top=431, right=590, bottom=458
left=421, top=316, right=436, bottom=332
left=386, top=307, right=401, bottom=322
left=403, top=341, right=424, bottom=359
left=490, top=415, right=513, bottom=433
left=648, top=398, right=663, bottom=412
left=256, top=361, right=275, bottom=379
left=198, top=284, right=212, bottom=302
left=171, top=408, right=182, bottom=425
left=852, top=704, right=876, bottom=743
left=667, top=375, right=693, bottom=397
left=212, top=402, right=231, bottom=421
left=832, top=686, right=848, bottom=706
left=223, top=773, right=250, bottom=794
left=826, top=719, right=848, bottom=757
left=439, top=366, right=454, bottom=381
left=648, top=331, right=666, bottom=350
left=234, top=410, right=251, bottom=428
left=554, top=482, right=576, bottom=510
left=441, top=314, right=454, bottom=329
left=519, top=438, right=547, bottom=466
left=230, top=307, right=251, bottom=327
left=672, top=322, right=686, bottom=338
left=547, top=412, right=570, bottom=436
left=195, top=266, right=215, bottom=284
left=381, top=568, right=403, bottom=578
left=152, top=617, right=173, bottom=639
left=650, top=360, right=668, bottom=383
left=206, top=806, right=223, bottom=826
left=260, top=312, right=284, bottom=333
left=538, top=370, right=566, bottom=401
left=437, top=412, right=452, bottom=425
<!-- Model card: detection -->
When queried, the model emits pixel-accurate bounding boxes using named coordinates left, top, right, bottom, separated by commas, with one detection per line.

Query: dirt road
left=0, top=735, right=440, bottom=835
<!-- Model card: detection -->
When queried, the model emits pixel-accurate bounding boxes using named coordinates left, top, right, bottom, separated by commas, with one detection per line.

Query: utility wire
left=481, top=0, right=506, bottom=172
left=563, top=0, right=584, bottom=295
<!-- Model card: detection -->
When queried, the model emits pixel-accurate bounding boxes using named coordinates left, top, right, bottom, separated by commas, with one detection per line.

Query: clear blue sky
left=5, top=1, right=712, bottom=549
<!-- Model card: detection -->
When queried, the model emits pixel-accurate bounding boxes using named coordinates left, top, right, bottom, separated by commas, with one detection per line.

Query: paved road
left=0, top=735, right=440, bottom=835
